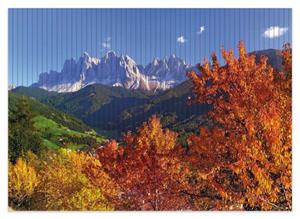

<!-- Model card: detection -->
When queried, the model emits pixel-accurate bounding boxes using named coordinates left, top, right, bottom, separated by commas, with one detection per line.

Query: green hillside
left=9, top=92, right=92, bottom=132
left=12, top=81, right=211, bottom=143
left=9, top=93, right=106, bottom=151
left=113, top=80, right=213, bottom=144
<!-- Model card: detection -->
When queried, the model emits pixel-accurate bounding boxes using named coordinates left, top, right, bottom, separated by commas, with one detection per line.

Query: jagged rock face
left=32, top=51, right=191, bottom=93
left=144, top=55, right=192, bottom=90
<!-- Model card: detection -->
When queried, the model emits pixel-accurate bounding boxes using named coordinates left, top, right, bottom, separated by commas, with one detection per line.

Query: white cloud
left=197, top=26, right=205, bottom=34
left=101, top=42, right=111, bottom=49
left=177, top=36, right=187, bottom=44
left=263, top=26, right=288, bottom=39
left=101, top=37, right=111, bottom=49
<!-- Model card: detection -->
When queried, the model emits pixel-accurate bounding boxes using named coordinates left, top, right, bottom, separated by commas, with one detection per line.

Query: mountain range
left=13, top=81, right=212, bottom=143
left=32, top=51, right=192, bottom=93
left=31, top=49, right=283, bottom=93
left=13, top=48, right=283, bottom=142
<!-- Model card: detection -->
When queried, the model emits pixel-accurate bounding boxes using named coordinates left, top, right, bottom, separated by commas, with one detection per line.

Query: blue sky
left=8, top=9, right=292, bottom=86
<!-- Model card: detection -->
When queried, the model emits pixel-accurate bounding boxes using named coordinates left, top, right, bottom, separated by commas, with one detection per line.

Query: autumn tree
left=8, top=158, right=39, bottom=210
left=91, top=115, right=192, bottom=210
left=9, top=149, right=116, bottom=211
left=33, top=149, right=114, bottom=210
left=187, top=42, right=292, bottom=210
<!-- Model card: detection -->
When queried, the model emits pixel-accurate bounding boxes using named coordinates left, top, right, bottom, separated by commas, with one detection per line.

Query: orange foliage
left=9, top=42, right=291, bottom=211
left=187, top=42, right=292, bottom=210
left=90, top=115, right=191, bottom=210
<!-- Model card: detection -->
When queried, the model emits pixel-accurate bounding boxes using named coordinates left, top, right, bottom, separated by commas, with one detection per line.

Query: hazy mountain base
left=13, top=80, right=213, bottom=144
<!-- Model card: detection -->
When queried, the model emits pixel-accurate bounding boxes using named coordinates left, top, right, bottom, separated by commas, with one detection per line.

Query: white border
left=0, top=0, right=299, bottom=219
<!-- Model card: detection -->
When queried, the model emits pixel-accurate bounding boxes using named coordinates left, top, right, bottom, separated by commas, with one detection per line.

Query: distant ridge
left=30, top=48, right=282, bottom=93
left=32, top=51, right=191, bottom=93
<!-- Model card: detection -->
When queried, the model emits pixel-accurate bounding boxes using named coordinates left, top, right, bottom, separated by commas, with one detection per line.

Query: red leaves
left=94, top=115, right=190, bottom=210
left=282, top=43, right=292, bottom=76
left=86, top=42, right=292, bottom=210
left=96, top=140, right=120, bottom=161
left=187, top=42, right=292, bottom=210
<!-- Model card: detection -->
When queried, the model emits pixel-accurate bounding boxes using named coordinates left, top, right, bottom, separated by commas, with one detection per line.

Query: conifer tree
left=9, top=96, right=42, bottom=163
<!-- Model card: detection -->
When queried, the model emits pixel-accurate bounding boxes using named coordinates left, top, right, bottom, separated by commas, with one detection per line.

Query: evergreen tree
left=9, top=96, right=42, bottom=163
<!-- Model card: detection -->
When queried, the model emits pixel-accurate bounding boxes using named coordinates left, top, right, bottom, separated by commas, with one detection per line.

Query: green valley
left=9, top=93, right=105, bottom=153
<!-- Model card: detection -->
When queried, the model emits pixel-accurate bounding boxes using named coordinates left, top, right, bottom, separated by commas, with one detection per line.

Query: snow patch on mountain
left=32, top=51, right=191, bottom=93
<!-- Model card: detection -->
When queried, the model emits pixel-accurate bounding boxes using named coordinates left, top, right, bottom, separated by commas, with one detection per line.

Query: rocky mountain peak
left=33, top=51, right=191, bottom=93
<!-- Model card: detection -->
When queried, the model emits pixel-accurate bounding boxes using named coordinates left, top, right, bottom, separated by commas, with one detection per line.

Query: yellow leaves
left=8, top=149, right=115, bottom=210
left=252, top=165, right=272, bottom=194
left=37, top=150, right=92, bottom=210
left=136, top=115, right=177, bottom=154
left=66, top=187, right=112, bottom=210
left=241, top=134, right=247, bottom=142
left=9, top=159, right=39, bottom=203
left=85, top=157, right=120, bottom=200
